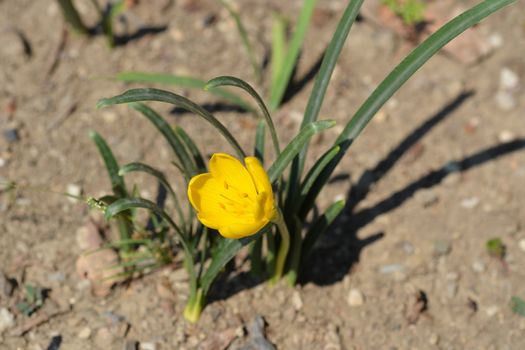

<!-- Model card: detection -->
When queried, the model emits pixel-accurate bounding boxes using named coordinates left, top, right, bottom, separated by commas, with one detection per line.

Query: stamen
left=223, top=181, right=229, bottom=190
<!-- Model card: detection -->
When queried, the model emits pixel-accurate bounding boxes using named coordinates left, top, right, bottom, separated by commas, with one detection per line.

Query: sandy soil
left=1, top=0, right=525, bottom=349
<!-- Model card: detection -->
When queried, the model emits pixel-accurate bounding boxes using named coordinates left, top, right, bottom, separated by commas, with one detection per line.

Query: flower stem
left=183, top=287, right=205, bottom=323
left=269, top=209, right=290, bottom=285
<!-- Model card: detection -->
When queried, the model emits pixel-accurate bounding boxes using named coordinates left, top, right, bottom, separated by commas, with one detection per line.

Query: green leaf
left=173, top=125, right=207, bottom=173
left=271, top=14, right=287, bottom=90
left=486, top=237, right=506, bottom=259
left=336, top=0, right=517, bottom=146
left=511, top=296, right=525, bottom=317
left=295, top=0, right=364, bottom=175
left=254, top=120, right=266, bottom=162
left=301, top=200, right=345, bottom=262
left=119, top=162, right=187, bottom=230
left=301, top=0, right=517, bottom=218
left=97, top=88, right=246, bottom=158
left=269, top=0, right=318, bottom=110
left=268, top=120, right=335, bottom=183
left=105, top=197, right=197, bottom=290
left=218, top=0, right=261, bottom=82
left=89, top=131, right=127, bottom=198
left=206, top=76, right=280, bottom=156
left=115, top=72, right=257, bottom=115
left=128, top=102, right=197, bottom=178
left=200, top=225, right=270, bottom=294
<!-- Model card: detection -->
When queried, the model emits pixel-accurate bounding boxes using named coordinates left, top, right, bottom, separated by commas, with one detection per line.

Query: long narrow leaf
left=200, top=225, right=270, bottom=294
left=301, top=0, right=517, bottom=218
left=254, top=120, right=266, bottom=162
left=128, top=102, right=197, bottom=177
left=271, top=14, right=287, bottom=90
left=206, top=76, right=280, bottom=156
left=219, top=0, right=261, bottom=82
left=119, top=162, right=187, bottom=230
left=268, top=120, right=335, bottom=183
left=296, top=0, right=364, bottom=174
left=116, top=72, right=257, bottom=115
left=269, top=0, right=318, bottom=110
left=89, top=131, right=127, bottom=198
left=97, top=88, right=246, bottom=158
left=174, top=126, right=207, bottom=173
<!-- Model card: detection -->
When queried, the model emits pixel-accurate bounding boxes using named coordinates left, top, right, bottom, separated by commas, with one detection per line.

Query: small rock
left=485, top=305, right=499, bottom=317
left=518, top=239, right=525, bottom=253
left=201, top=13, right=217, bottom=28
left=472, top=260, right=486, bottom=273
left=140, top=342, right=157, bottom=350
left=0, top=158, right=6, bottom=168
left=291, top=291, right=303, bottom=310
left=446, top=281, right=458, bottom=298
left=461, top=197, right=480, bottom=209
left=2, top=129, right=19, bottom=143
left=397, top=240, right=414, bottom=255
left=379, top=264, right=406, bottom=274
left=347, top=289, right=365, bottom=306
left=429, top=333, right=440, bottom=345
left=500, top=68, right=519, bottom=90
left=488, top=33, right=503, bottom=48
left=323, top=324, right=342, bottom=350
left=66, top=184, right=82, bottom=202
left=245, top=315, right=275, bottom=350
left=124, top=340, right=139, bottom=350
left=415, top=189, right=439, bottom=208
left=77, top=327, right=92, bottom=339
left=433, top=240, right=452, bottom=257
left=495, top=91, right=516, bottom=111
left=0, top=307, right=15, bottom=333
left=498, top=130, right=516, bottom=143
left=93, top=327, right=115, bottom=348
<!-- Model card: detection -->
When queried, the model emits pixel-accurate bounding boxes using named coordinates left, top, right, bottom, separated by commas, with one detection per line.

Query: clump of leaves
left=382, top=0, right=426, bottom=25
left=510, top=296, right=525, bottom=317
left=16, top=285, right=48, bottom=316
left=486, top=237, right=506, bottom=259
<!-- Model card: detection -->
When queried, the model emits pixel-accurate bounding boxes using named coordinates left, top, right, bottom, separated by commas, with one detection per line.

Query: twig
left=46, top=26, right=68, bottom=77
left=10, top=307, right=71, bottom=337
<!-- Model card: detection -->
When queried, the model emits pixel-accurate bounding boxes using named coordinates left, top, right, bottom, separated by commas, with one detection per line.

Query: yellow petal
left=188, top=173, right=237, bottom=222
left=209, top=153, right=257, bottom=196
left=244, top=157, right=273, bottom=196
left=218, top=220, right=267, bottom=239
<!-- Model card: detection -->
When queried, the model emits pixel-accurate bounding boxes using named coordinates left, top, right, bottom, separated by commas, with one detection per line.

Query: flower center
left=218, top=180, right=257, bottom=218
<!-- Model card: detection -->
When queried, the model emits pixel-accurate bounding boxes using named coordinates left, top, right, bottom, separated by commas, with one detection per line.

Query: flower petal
left=245, top=157, right=273, bottom=197
left=209, top=153, right=257, bottom=195
left=218, top=220, right=268, bottom=239
left=188, top=173, right=236, bottom=222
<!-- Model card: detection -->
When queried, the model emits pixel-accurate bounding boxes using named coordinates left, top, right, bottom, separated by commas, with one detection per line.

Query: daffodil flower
left=188, top=153, right=277, bottom=239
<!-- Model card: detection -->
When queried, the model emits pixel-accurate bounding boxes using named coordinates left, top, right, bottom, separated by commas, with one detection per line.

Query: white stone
left=500, top=68, right=519, bottom=90
left=488, top=33, right=503, bottom=48
left=518, top=239, right=525, bottom=253
left=495, top=90, right=516, bottom=111
left=291, top=291, right=303, bottom=310
left=486, top=305, right=499, bottom=317
left=78, top=327, right=92, bottom=339
left=0, top=308, right=15, bottom=333
left=347, top=289, right=365, bottom=306
left=66, top=184, right=82, bottom=203
left=461, top=197, right=479, bottom=209
left=498, top=130, right=516, bottom=143
left=140, top=342, right=157, bottom=350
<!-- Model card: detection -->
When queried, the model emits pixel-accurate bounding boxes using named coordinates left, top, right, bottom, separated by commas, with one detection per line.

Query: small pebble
left=2, top=129, right=19, bottom=143
left=379, top=264, right=406, bottom=274
left=415, top=189, right=439, bottom=208
left=488, top=33, right=503, bottom=48
left=433, top=240, right=452, bottom=257
left=140, top=342, right=157, bottom=350
left=347, top=289, right=365, bottom=306
left=461, top=197, right=480, bottom=209
left=0, top=307, right=15, bottom=333
left=485, top=305, right=499, bottom=317
left=500, top=67, right=519, bottom=90
left=429, top=333, right=439, bottom=345
left=77, top=327, right=92, bottom=339
left=472, top=260, right=486, bottom=273
left=0, top=158, right=6, bottom=168
left=498, top=130, right=516, bottom=143
left=495, top=90, right=516, bottom=111
left=446, top=281, right=458, bottom=298
left=291, top=291, right=303, bottom=310
left=124, top=340, right=139, bottom=350
left=518, top=239, right=525, bottom=253
left=66, top=184, right=82, bottom=202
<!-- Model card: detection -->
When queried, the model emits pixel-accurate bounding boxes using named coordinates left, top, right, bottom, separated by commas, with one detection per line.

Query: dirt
left=1, top=0, right=525, bottom=349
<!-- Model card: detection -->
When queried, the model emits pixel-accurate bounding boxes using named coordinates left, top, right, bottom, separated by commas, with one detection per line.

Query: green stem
left=284, top=217, right=302, bottom=286
left=269, top=209, right=290, bottom=285
left=183, top=287, right=205, bottom=323
left=56, top=0, right=88, bottom=34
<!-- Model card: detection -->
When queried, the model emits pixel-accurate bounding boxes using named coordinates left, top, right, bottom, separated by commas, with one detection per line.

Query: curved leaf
left=97, top=88, right=246, bottom=158
left=206, top=76, right=280, bottom=156
left=268, top=120, right=335, bottom=183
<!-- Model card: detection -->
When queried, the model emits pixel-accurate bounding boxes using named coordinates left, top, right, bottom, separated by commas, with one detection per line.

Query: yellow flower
left=188, top=153, right=276, bottom=239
